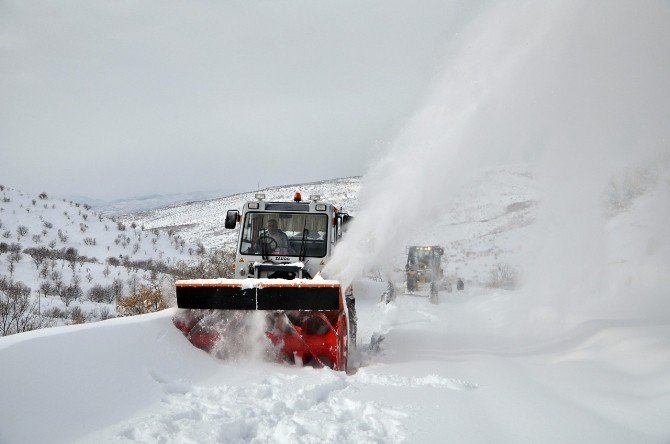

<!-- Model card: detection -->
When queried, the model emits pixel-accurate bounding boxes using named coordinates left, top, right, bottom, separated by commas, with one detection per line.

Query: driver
left=264, top=219, right=289, bottom=251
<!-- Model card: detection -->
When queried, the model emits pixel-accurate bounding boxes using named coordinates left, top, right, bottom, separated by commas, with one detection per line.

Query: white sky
left=0, top=0, right=483, bottom=200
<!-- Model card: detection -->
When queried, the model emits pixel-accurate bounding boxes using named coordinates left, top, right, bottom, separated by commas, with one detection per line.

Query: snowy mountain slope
left=0, top=186, right=196, bottom=329
left=1, top=164, right=668, bottom=443
left=77, top=188, right=238, bottom=217
left=121, top=177, right=361, bottom=251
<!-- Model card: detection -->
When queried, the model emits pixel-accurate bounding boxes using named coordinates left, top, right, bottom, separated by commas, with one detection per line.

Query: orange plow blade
left=173, top=279, right=350, bottom=371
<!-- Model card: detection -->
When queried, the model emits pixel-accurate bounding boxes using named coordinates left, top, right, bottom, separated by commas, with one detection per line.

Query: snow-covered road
left=2, top=280, right=669, bottom=443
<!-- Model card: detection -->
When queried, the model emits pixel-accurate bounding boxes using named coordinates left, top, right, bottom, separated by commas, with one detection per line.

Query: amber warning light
left=293, top=192, right=302, bottom=202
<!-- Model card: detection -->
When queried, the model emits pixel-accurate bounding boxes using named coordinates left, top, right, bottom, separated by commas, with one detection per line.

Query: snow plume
left=327, top=0, right=670, bottom=320
left=325, top=1, right=572, bottom=285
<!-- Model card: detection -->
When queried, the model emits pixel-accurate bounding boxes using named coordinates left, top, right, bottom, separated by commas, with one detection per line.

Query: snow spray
left=325, top=1, right=670, bottom=324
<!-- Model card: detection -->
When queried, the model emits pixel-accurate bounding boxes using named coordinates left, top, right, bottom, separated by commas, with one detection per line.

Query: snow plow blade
left=176, top=279, right=342, bottom=311
left=174, top=279, right=352, bottom=371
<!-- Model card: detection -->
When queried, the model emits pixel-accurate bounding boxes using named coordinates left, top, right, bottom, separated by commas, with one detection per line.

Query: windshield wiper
left=298, top=219, right=308, bottom=261
left=260, top=228, right=269, bottom=261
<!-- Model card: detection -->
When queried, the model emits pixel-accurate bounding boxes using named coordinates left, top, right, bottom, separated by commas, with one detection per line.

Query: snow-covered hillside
left=76, top=188, right=237, bottom=217
left=0, top=185, right=196, bottom=330
left=121, top=177, right=361, bottom=251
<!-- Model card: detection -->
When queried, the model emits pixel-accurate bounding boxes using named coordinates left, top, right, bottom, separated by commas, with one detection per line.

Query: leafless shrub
left=60, top=283, right=82, bottom=307
left=99, top=307, right=113, bottom=320
left=107, top=256, right=120, bottom=267
left=16, top=225, right=29, bottom=239
left=83, top=237, right=97, bottom=246
left=88, top=284, right=114, bottom=304
left=486, top=263, right=518, bottom=289
left=69, top=305, right=86, bottom=324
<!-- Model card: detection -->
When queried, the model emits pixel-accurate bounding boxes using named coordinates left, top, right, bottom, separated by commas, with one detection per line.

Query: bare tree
left=60, top=284, right=82, bottom=307
left=0, top=278, right=11, bottom=335
left=39, top=281, right=53, bottom=298
left=7, top=251, right=22, bottom=278
left=111, top=278, right=124, bottom=301
left=0, top=279, right=51, bottom=336
left=64, top=247, right=78, bottom=277
left=50, top=270, right=64, bottom=296
left=28, top=246, right=49, bottom=272
left=127, top=274, right=140, bottom=296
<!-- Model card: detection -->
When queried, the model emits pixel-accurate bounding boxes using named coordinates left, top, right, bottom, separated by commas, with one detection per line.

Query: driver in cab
left=264, top=219, right=289, bottom=252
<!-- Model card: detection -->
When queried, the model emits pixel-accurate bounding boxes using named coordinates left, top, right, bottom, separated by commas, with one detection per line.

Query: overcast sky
left=0, top=0, right=483, bottom=200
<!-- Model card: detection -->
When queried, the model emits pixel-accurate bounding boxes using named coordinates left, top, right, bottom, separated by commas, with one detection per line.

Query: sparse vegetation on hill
left=0, top=185, right=235, bottom=337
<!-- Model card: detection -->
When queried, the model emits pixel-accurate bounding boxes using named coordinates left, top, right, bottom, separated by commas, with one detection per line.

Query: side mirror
left=224, top=210, right=239, bottom=229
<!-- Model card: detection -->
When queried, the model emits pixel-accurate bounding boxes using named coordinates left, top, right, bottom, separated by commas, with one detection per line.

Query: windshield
left=239, top=212, right=328, bottom=257
left=407, top=248, right=441, bottom=267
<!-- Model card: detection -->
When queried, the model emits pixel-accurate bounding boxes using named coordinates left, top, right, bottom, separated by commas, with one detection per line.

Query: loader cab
left=406, top=246, right=444, bottom=272
left=226, top=193, right=350, bottom=279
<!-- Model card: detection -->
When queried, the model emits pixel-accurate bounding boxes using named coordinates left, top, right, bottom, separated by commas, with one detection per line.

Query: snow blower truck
left=405, top=245, right=444, bottom=303
left=173, top=192, right=356, bottom=371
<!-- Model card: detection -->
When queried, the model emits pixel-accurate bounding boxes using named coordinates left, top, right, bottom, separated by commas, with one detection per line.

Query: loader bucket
left=173, top=279, right=351, bottom=371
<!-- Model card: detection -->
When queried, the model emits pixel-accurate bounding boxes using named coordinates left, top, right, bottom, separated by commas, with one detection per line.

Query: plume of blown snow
left=326, top=1, right=670, bottom=326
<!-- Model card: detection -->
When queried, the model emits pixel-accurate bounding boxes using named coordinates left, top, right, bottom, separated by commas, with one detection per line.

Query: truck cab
left=225, top=193, right=351, bottom=280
